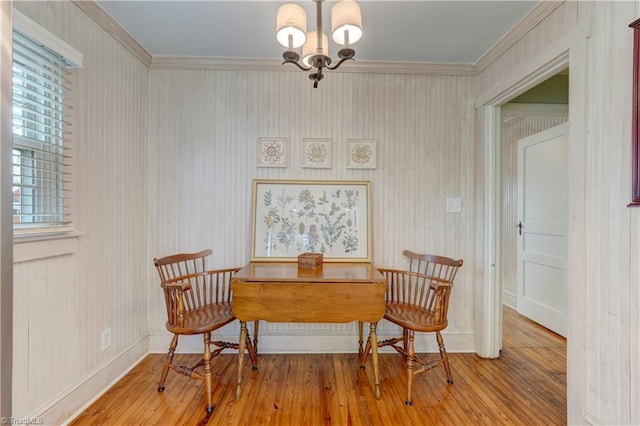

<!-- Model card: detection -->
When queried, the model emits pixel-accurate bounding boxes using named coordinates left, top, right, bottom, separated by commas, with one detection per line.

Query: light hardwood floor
left=70, top=306, right=566, bottom=425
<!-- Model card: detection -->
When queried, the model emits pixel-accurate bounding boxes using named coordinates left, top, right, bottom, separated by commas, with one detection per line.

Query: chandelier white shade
left=275, top=0, right=363, bottom=88
left=276, top=3, right=307, bottom=48
left=331, top=0, right=362, bottom=45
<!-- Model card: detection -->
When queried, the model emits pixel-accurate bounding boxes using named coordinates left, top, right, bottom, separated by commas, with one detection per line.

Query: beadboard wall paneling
left=475, top=1, right=564, bottom=75
left=148, top=68, right=476, bottom=352
left=478, top=1, right=639, bottom=424
left=580, top=3, right=636, bottom=424
left=477, top=1, right=578, bottom=97
left=500, top=113, right=568, bottom=308
left=13, top=256, right=74, bottom=415
left=12, top=2, right=149, bottom=422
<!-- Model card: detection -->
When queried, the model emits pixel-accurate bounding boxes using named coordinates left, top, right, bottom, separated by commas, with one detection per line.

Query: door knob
left=516, top=221, right=523, bottom=236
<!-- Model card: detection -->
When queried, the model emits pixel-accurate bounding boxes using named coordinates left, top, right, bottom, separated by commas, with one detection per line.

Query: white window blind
left=12, top=29, right=71, bottom=228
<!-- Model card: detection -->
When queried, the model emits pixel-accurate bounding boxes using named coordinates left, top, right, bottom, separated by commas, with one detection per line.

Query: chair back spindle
left=379, top=269, right=452, bottom=323
left=154, top=248, right=212, bottom=284
left=403, top=250, right=462, bottom=285
left=159, top=268, right=239, bottom=321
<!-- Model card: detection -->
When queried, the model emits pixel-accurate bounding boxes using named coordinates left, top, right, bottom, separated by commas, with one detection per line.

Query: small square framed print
left=347, top=139, right=376, bottom=169
left=302, top=138, right=332, bottom=168
left=258, top=137, right=288, bottom=168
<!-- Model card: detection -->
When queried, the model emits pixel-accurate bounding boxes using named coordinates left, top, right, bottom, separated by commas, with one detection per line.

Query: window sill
left=14, top=230, right=83, bottom=263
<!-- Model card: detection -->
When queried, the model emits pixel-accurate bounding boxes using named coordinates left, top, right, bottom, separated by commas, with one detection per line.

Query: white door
left=516, top=122, right=568, bottom=337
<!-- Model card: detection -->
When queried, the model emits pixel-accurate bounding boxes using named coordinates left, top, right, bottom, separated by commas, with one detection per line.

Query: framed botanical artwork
left=250, top=179, right=371, bottom=262
left=347, top=139, right=377, bottom=169
left=629, top=19, right=640, bottom=206
left=257, top=137, right=288, bottom=168
left=302, top=138, right=332, bottom=168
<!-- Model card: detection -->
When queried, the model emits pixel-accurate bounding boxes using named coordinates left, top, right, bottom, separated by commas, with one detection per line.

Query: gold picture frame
left=250, top=179, right=371, bottom=262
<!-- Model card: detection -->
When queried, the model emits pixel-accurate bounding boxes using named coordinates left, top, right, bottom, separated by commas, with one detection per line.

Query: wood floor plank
left=70, top=306, right=566, bottom=425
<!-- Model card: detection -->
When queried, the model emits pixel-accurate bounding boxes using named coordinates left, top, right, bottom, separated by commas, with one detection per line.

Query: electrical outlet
left=446, top=197, right=462, bottom=213
left=101, top=328, right=112, bottom=351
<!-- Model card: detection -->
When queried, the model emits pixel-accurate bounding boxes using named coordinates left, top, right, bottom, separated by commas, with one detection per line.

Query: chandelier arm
left=282, top=60, right=312, bottom=71
left=326, top=57, right=355, bottom=71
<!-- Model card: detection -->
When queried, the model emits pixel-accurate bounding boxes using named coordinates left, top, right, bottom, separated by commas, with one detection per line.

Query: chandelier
left=276, top=0, right=363, bottom=88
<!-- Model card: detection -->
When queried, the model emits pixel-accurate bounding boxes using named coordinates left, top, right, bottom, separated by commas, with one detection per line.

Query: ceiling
left=96, top=1, right=539, bottom=64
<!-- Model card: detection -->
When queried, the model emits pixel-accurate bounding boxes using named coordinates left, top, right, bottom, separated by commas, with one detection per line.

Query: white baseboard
left=149, top=330, right=476, bottom=355
left=502, top=292, right=516, bottom=309
left=30, top=336, right=149, bottom=426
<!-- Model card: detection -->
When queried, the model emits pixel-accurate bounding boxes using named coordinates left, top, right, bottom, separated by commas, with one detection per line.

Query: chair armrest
left=164, top=268, right=241, bottom=284
left=161, top=281, right=192, bottom=292
left=377, top=267, right=404, bottom=274
left=163, top=268, right=241, bottom=309
left=160, top=281, right=189, bottom=327
left=429, top=278, right=452, bottom=290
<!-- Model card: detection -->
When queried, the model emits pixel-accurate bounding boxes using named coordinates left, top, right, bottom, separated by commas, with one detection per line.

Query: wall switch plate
left=446, top=197, right=462, bottom=213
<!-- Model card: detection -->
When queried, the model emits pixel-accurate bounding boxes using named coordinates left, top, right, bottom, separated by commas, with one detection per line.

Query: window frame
left=12, top=10, right=82, bottom=240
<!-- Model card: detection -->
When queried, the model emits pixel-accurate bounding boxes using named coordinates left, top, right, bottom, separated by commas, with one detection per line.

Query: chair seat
left=384, top=303, right=447, bottom=332
left=166, top=302, right=235, bottom=335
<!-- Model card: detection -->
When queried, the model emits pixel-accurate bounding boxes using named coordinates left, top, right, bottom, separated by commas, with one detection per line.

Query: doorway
left=477, top=26, right=589, bottom=425
left=474, top=40, right=577, bottom=357
left=499, top=74, right=569, bottom=337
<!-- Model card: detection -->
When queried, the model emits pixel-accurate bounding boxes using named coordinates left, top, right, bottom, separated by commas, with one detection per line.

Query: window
left=12, top=12, right=82, bottom=235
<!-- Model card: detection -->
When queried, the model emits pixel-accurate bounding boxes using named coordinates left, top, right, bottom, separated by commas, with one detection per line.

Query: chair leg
left=436, top=331, right=453, bottom=384
left=203, top=332, right=215, bottom=414
left=158, top=334, right=178, bottom=392
left=405, top=329, right=415, bottom=406
left=252, top=320, right=260, bottom=355
left=360, top=333, right=372, bottom=369
left=358, top=321, right=364, bottom=357
left=402, top=328, right=409, bottom=355
left=244, top=330, right=258, bottom=370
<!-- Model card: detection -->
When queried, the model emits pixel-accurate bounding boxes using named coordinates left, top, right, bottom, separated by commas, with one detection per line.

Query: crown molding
left=71, top=0, right=152, bottom=67
left=150, top=56, right=476, bottom=76
left=68, top=0, right=475, bottom=77
left=73, top=0, right=564, bottom=77
left=475, top=0, right=565, bottom=73
left=68, top=0, right=476, bottom=77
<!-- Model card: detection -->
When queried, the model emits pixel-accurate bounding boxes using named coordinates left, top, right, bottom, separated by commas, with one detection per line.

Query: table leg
left=370, top=322, right=381, bottom=399
left=358, top=321, right=364, bottom=356
left=235, top=321, right=248, bottom=399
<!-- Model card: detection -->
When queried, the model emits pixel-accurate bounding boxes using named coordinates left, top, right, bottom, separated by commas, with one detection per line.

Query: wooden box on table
left=297, top=252, right=323, bottom=269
